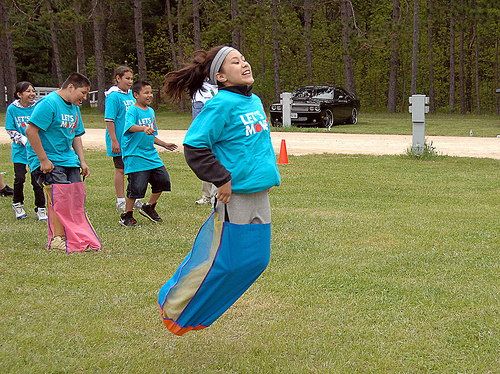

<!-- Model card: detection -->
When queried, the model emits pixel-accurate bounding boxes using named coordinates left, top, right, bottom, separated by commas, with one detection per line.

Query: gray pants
left=212, top=187, right=271, bottom=224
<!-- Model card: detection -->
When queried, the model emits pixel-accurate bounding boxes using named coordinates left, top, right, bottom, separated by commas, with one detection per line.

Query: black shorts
left=113, top=156, right=124, bottom=169
left=126, top=166, right=171, bottom=199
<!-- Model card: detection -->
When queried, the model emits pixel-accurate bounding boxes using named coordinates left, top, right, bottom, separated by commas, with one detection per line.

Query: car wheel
left=347, top=107, right=358, bottom=125
left=322, top=109, right=334, bottom=130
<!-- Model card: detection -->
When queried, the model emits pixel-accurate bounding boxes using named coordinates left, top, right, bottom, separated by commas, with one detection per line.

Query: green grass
left=3, top=108, right=500, bottom=137
left=1, top=144, right=499, bottom=372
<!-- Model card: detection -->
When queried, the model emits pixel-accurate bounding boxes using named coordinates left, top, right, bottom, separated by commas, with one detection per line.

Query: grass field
left=1, top=142, right=499, bottom=372
left=2, top=108, right=499, bottom=138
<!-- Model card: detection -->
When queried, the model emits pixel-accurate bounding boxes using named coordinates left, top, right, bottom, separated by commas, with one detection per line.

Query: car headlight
left=271, top=105, right=277, bottom=110
left=309, top=106, right=320, bottom=112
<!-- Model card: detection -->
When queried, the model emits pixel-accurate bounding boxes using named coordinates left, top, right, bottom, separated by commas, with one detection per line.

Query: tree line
left=1, top=0, right=499, bottom=114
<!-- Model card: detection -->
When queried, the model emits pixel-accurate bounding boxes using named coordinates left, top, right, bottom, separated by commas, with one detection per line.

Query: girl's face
left=116, top=71, right=134, bottom=91
left=216, top=50, right=254, bottom=87
left=18, top=85, right=36, bottom=107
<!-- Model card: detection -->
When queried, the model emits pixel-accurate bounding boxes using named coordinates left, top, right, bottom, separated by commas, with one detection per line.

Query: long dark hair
left=163, top=46, right=224, bottom=103
left=14, top=81, right=34, bottom=102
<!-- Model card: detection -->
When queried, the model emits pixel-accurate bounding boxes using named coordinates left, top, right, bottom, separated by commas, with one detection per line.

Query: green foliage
left=4, top=0, right=500, bottom=113
left=404, top=139, right=445, bottom=160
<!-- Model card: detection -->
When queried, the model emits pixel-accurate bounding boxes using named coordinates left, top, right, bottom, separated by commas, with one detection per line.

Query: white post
left=408, top=94, right=429, bottom=155
left=281, top=92, right=292, bottom=128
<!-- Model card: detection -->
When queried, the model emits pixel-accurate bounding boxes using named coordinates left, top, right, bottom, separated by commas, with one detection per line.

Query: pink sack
left=46, top=182, right=101, bottom=253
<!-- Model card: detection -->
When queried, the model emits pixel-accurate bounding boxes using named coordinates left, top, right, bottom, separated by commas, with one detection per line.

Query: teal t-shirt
left=26, top=91, right=85, bottom=171
left=104, top=88, right=135, bottom=157
left=183, top=90, right=281, bottom=194
left=5, top=100, right=34, bottom=164
left=122, top=104, right=164, bottom=174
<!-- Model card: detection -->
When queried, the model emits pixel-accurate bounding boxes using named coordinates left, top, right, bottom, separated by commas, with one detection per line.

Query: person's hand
left=216, top=181, right=231, bottom=204
left=40, top=159, right=54, bottom=174
left=111, top=139, right=121, bottom=154
left=144, top=126, right=155, bottom=135
left=164, top=143, right=178, bottom=151
left=80, top=161, right=90, bottom=179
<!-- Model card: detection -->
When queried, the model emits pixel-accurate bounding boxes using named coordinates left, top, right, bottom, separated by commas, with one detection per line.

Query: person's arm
left=26, top=123, right=54, bottom=173
left=105, top=120, right=120, bottom=154
left=183, top=144, right=232, bottom=203
left=154, top=137, right=178, bottom=151
left=6, top=129, right=28, bottom=146
left=128, top=125, right=155, bottom=135
left=72, top=136, right=90, bottom=178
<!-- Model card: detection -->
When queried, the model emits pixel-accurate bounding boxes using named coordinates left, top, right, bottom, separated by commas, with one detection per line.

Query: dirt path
left=1, top=128, right=499, bottom=159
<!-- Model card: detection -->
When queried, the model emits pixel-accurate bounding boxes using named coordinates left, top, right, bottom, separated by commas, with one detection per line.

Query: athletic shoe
left=36, top=207, right=48, bottom=221
left=116, top=200, right=126, bottom=211
left=119, top=212, right=138, bottom=227
left=49, top=236, right=66, bottom=252
left=12, top=202, right=27, bottom=219
left=133, top=199, right=143, bottom=210
left=195, top=197, right=211, bottom=205
left=139, top=203, right=163, bottom=223
left=0, top=184, right=14, bottom=197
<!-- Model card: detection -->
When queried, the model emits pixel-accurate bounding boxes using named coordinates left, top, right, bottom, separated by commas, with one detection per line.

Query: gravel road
left=1, top=128, right=499, bottom=159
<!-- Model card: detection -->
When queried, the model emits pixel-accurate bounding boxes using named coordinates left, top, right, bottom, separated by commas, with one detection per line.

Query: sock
left=117, top=197, right=125, bottom=203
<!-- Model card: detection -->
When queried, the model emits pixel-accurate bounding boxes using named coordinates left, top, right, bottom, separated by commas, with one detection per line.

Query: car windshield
left=292, top=87, right=334, bottom=100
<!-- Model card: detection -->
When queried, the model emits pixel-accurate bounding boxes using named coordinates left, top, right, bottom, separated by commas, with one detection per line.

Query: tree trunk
left=45, top=0, right=64, bottom=86
left=0, top=50, right=5, bottom=110
left=0, top=0, right=16, bottom=108
left=410, top=0, right=418, bottom=95
left=92, top=0, right=106, bottom=112
left=134, top=0, right=147, bottom=80
left=340, top=0, right=357, bottom=95
left=166, top=0, right=178, bottom=71
left=495, top=27, right=499, bottom=116
left=449, top=0, right=456, bottom=114
left=427, top=0, right=436, bottom=113
left=177, top=0, right=185, bottom=110
left=231, top=0, right=240, bottom=49
left=387, top=0, right=400, bottom=113
left=304, top=0, right=314, bottom=84
left=459, top=0, right=465, bottom=114
left=192, top=0, right=201, bottom=50
left=74, top=0, right=86, bottom=75
left=272, top=0, right=281, bottom=102
left=472, top=0, right=480, bottom=114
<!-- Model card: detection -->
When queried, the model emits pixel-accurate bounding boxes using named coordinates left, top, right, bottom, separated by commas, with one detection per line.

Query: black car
left=270, top=86, right=360, bottom=130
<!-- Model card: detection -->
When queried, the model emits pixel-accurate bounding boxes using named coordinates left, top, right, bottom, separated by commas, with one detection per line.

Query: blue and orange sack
left=158, top=205, right=271, bottom=335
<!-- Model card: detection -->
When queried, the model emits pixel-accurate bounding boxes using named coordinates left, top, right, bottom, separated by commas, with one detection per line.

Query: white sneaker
left=133, top=199, right=143, bottom=210
left=36, top=207, right=48, bottom=221
left=12, top=202, right=27, bottom=219
left=49, top=236, right=66, bottom=252
left=116, top=200, right=126, bottom=211
left=195, top=197, right=211, bottom=205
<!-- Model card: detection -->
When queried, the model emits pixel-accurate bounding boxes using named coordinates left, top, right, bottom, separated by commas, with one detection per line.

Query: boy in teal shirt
left=26, top=72, right=92, bottom=252
left=120, top=81, right=177, bottom=227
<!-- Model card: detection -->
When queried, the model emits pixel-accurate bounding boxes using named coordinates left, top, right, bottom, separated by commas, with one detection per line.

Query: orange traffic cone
left=278, top=139, right=289, bottom=164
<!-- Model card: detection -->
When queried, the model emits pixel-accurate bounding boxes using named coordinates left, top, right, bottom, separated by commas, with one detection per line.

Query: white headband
left=209, top=46, right=235, bottom=84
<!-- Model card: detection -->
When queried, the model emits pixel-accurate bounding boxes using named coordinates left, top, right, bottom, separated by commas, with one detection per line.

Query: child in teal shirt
left=5, top=81, right=46, bottom=220
left=26, top=72, right=92, bottom=252
left=119, top=81, right=177, bottom=227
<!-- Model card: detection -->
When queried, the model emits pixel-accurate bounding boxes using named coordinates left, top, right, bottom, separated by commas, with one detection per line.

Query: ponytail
left=163, top=46, right=225, bottom=103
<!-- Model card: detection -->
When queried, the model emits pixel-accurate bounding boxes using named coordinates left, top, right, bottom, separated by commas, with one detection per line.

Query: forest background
left=1, top=0, right=500, bottom=116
